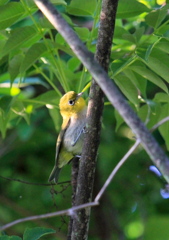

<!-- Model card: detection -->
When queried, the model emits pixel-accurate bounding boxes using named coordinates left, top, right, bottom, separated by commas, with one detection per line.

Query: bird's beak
left=76, top=92, right=83, bottom=100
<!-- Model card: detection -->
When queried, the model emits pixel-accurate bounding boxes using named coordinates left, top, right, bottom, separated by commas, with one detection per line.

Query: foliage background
left=1, top=0, right=169, bottom=239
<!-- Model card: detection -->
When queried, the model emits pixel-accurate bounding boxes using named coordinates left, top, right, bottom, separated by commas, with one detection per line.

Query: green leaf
left=20, top=43, right=48, bottom=74
left=145, top=5, right=169, bottom=29
left=156, top=38, right=169, bottom=54
left=0, top=87, right=20, bottom=96
left=145, top=38, right=161, bottom=61
left=145, top=48, right=169, bottom=84
left=23, top=227, right=56, bottom=240
left=66, top=0, right=97, bottom=17
left=74, top=27, right=90, bottom=41
left=48, top=107, right=61, bottom=132
left=114, top=74, right=139, bottom=105
left=114, top=109, right=124, bottom=131
left=147, top=57, right=169, bottom=82
left=0, top=96, right=13, bottom=138
left=111, top=56, right=137, bottom=77
left=155, top=24, right=169, bottom=38
left=153, top=92, right=169, bottom=103
left=0, top=96, right=12, bottom=112
left=0, top=0, right=9, bottom=5
left=54, top=42, right=75, bottom=57
left=116, top=0, right=150, bottom=18
left=134, top=27, right=145, bottom=43
left=123, top=69, right=147, bottom=97
left=1, top=26, right=39, bottom=58
left=8, top=55, right=24, bottom=83
left=158, top=104, right=169, bottom=150
left=138, top=102, right=161, bottom=129
left=129, top=64, right=168, bottom=93
left=0, top=2, right=25, bottom=30
left=67, top=57, right=81, bottom=72
left=113, top=26, right=129, bottom=40
left=51, top=0, right=67, bottom=5
left=122, top=33, right=136, bottom=44
left=0, top=236, right=22, bottom=240
left=123, top=27, right=145, bottom=44
left=33, top=90, right=59, bottom=107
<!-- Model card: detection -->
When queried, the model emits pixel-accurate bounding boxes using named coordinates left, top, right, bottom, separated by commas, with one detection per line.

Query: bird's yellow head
left=59, top=91, right=86, bottom=119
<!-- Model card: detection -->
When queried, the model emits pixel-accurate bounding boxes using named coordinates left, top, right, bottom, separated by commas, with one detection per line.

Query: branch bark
left=70, top=1, right=119, bottom=239
left=67, top=157, right=79, bottom=240
left=34, top=0, right=169, bottom=184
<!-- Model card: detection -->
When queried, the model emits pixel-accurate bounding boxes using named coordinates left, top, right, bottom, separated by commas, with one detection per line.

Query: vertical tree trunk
left=67, top=157, right=79, bottom=240
left=70, top=1, right=119, bottom=239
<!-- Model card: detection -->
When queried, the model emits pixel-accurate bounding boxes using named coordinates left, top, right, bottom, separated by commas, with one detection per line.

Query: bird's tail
left=48, top=166, right=61, bottom=183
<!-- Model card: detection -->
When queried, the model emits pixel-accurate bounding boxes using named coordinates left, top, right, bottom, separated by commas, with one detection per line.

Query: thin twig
left=1, top=116, right=168, bottom=232
left=150, top=116, right=169, bottom=132
left=95, top=140, right=140, bottom=202
left=0, top=202, right=98, bottom=231
left=0, top=175, right=70, bottom=186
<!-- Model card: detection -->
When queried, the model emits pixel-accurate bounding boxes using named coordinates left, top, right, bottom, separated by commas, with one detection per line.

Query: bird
left=48, top=91, right=87, bottom=183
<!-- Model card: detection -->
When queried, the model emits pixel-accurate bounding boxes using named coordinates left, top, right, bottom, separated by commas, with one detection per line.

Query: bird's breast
left=63, top=116, right=86, bottom=155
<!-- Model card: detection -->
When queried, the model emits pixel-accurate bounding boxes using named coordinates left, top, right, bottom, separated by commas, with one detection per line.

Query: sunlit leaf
left=66, top=0, right=97, bottom=16
left=156, top=38, right=169, bottom=54
left=0, top=26, right=39, bottom=58
left=0, top=87, right=20, bottom=96
left=145, top=5, right=169, bottom=29
left=116, top=0, right=150, bottom=18
left=0, top=2, right=25, bottom=30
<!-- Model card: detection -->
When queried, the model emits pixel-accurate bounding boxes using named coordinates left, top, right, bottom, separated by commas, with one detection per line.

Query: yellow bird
left=49, top=91, right=87, bottom=183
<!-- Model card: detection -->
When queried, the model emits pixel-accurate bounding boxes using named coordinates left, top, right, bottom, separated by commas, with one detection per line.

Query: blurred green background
left=1, top=0, right=169, bottom=239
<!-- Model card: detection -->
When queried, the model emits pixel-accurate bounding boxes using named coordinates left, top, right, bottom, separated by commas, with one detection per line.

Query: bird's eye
left=68, top=100, right=75, bottom=105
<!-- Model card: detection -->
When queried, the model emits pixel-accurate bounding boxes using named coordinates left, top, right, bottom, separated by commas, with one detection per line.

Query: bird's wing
left=55, top=118, right=71, bottom=165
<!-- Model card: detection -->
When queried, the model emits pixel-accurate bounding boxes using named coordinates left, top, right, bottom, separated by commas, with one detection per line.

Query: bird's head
left=59, top=91, right=86, bottom=119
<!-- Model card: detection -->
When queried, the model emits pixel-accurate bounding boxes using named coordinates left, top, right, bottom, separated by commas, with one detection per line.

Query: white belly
left=63, top=117, right=86, bottom=155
